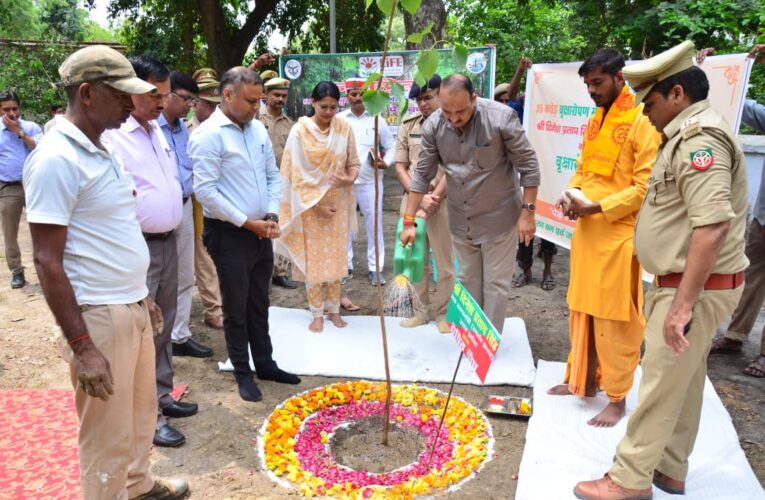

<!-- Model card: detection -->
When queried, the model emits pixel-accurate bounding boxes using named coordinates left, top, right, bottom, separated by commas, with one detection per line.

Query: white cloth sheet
left=516, top=360, right=765, bottom=499
left=218, top=306, right=536, bottom=386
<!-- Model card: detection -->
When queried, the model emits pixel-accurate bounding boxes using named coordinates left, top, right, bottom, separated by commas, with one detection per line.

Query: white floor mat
left=217, top=306, right=536, bottom=386
left=516, top=360, right=764, bottom=499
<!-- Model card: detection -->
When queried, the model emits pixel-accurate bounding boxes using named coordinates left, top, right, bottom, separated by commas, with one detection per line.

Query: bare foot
left=326, top=313, right=347, bottom=328
left=587, top=400, right=626, bottom=427
left=309, top=317, right=324, bottom=333
left=547, top=384, right=573, bottom=396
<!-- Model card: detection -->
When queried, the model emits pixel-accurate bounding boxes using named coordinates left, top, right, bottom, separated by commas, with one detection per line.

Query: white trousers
left=171, top=200, right=194, bottom=344
left=348, top=181, right=385, bottom=273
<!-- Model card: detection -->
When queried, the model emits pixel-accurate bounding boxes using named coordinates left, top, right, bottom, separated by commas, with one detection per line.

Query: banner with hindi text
left=523, top=54, right=754, bottom=249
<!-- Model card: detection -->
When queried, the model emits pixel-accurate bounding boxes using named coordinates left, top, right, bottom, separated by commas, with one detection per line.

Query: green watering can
left=393, top=217, right=427, bottom=284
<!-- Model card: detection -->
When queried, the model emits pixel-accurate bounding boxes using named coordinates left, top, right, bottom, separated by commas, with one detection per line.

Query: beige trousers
left=399, top=194, right=456, bottom=322
left=67, top=302, right=157, bottom=499
left=0, top=182, right=24, bottom=272
left=452, top=228, right=518, bottom=334
left=192, top=196, right=223, bottom=321
left=724, top=219, right=765, bottom=355
left=610, top=284, right=743, bottom=489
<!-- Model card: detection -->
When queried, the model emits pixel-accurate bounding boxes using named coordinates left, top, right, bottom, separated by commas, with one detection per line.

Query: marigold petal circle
left=257, top=381, right=494, bottom=498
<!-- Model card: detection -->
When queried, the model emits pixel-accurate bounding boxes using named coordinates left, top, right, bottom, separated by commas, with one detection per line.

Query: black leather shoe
left=153, top=423, right=185, bottom=447
left=257, top=367, right=301, bottom=385
left=162, top=401, right=198, bottom=418
left=172, top=339, right=212, bottom=358
left=11, top=270, right=25, bottom=289
left=272, top=275, right=298, bottom=289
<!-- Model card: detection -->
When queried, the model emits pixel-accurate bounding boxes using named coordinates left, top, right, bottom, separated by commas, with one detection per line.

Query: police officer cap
left=408, top=74, right=442, bottom=99
left=264, top=77, right=290, bottom=90
left=623, top=40, right=696, bottom=105
left=260, top=70, right=278, bottom=83
left=494, top=83, right=510, bottom=99
left=192, top=67, right=217, bottom=83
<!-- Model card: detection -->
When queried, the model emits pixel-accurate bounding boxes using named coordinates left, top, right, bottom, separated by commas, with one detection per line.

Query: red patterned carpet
left=0, top=389, right=81, bottom=499
left=0, top=385, right=187, bottom=499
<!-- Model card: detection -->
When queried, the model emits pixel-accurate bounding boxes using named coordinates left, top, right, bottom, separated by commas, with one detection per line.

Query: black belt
left=183, top=196, right=189, bottom=204
left=143, top=230, right=174, bottom=241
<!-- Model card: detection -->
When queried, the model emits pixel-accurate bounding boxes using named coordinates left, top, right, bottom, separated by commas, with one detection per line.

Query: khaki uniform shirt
left=410, top=97, right=540, bottom=244
left=260, top=112, right=294, bottom=168
left=394, top=112, right=444, bottom=190
left=634, top=99, right=749, bottom=276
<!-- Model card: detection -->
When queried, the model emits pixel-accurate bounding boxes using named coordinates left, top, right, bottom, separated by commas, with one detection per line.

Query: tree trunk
left=403, top=0, right=446, bottom=49
left=197, top=0, right=281, bottom=75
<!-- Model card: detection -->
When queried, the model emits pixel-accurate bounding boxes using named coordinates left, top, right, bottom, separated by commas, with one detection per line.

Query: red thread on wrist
left=402, top=220, right=416, bottom=227
left=68, top=333, right=91, bottom=347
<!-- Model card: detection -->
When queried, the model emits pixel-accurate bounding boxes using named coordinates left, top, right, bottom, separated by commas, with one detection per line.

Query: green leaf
left=405, top=22, right=433, bottom=44
left=417, top=49, right=439, bottom=80
left=362, top=72, right=383, bottom=91
left=400, top=0, right=422, bottom=15
left=452, top=43, right=468, bottom=69
left=412, top=69, right=426, bottom=87
left=389, top=80, right=405, bottom=102
left=375, top=0, right=394, bottom=15
left=362, top=89, right=390, bottom=116
left=397, top=99, right=410, bottom=124
left=365, top=0, right=374, bottom=9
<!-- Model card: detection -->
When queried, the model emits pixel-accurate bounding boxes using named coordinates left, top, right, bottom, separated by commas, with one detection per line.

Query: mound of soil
left=329, top=415, right=426, bottom=473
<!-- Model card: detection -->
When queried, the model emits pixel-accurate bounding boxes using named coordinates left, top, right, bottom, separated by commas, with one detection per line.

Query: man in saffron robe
left=548, top=49, right=661, bottom=427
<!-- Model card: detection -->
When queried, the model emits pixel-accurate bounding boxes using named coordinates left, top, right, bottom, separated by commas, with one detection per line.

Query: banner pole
left=427, top=351, right=463, bottom=469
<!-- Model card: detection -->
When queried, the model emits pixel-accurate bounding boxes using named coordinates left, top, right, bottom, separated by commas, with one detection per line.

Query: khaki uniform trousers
left=192, top=195, right=223, bottom=321
left=724, top=218, right=765, bottom=355
left=0, top=182, right=24, bottom=272
left=399, top=194, right=456, bottom=322
left=610, top=284, right=743, bottom=489
left=452, top=228, right=518, bottom=334
left=66, top=301, right=157, bottom=499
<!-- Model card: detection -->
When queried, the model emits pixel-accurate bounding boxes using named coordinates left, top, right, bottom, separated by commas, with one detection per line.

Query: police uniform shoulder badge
left=680, top=116, right=701, bottom=139
left=689, top=148, right=714, bottom=171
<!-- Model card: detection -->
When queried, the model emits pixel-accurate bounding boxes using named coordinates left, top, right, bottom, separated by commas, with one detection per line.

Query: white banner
left=523, top=54, right=754, bottom=249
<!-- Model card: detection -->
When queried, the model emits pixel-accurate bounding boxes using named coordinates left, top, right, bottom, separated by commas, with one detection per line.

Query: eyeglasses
left=171, top=92, right=199, bottom=104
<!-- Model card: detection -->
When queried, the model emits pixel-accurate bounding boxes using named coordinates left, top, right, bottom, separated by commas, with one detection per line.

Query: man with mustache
left=547, top=49, right=661, bottom=427
left=24, top=45, right=188, bottom=499
left=261, top=76, right=299, bottom=290
left=103, top=55, right=199, bottom=448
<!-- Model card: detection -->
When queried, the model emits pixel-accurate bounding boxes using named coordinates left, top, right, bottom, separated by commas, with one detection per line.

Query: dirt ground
left=1, top=172, right=763, bottom=498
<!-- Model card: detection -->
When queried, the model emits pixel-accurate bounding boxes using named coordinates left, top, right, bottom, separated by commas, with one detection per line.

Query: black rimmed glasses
left=172, top=92, right=199, bottom=104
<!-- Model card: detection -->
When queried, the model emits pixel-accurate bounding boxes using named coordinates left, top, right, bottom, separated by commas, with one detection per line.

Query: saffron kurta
left=564, top=87, right=661, bottom=400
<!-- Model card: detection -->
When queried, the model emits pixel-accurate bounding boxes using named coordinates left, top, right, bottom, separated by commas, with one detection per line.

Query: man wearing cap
left=24, top=45, right=188, bottom=500
left=547, top=48, right=660, bottom=428
left=339, top=76, right=396, bottom=285
left=190, top=67, right=300, bottom=403
left=0, top=90, right=42, bottom=289
left=401, top=73, right=540, bottom=335
left=103, top=55, right=198, bottom=449
left=574, top=41, right=748, bottom=499
left=158, top=70, right=214, bottom=360
left=188, top=68, right=225, bottom=330
left=702, top=44, right=765, bottom=379
left=261, top=76, right=299, bottom=289
left=394, top=74, right=454, bottom=333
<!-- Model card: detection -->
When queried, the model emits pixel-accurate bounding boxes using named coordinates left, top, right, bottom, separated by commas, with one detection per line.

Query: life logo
left=466, top=52, right=487, bottom=74
left=284, top=60, right=302, bottom=80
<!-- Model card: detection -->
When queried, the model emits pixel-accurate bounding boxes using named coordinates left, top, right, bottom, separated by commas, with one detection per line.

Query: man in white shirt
left=190, top=67, right=300, bottom=403
left=339, top=77, right=396, bottom=285
left=24, top=45, right=188, bottom=500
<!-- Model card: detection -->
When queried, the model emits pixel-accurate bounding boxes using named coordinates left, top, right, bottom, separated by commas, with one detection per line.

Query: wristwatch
left=17, top=130, right=26, bottom=139
left=264, top=213, right=279, bottom=223
left=521, top=202, right=536, bottom=212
